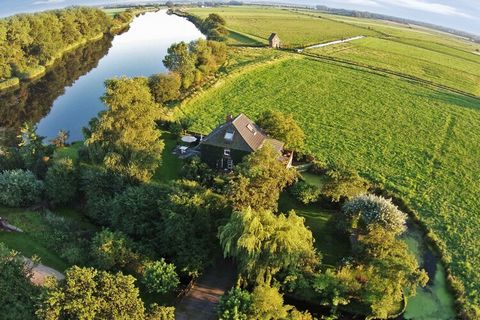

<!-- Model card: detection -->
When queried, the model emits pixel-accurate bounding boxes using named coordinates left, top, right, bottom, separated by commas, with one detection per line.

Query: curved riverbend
left=35, top=9, right=204, bottom=142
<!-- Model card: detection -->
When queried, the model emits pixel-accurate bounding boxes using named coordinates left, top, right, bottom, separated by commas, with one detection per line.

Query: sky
left=0, top=0, right=479, bottom=35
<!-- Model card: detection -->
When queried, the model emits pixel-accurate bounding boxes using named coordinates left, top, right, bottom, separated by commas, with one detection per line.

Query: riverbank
left=0, top=32, right=107, bottom=92
left=0, top=8, right=157, bottom=93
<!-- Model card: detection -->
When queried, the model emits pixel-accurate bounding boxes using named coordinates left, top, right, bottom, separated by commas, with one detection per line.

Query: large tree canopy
left=37, top=266, right=146, bottom=320
left=219, top=207, right=319, bottom=285
left=229, top=144, right=297, bottom=211
left=85, top=77, right=165, bottom=182
left=257, top=110, right=305, bottom=152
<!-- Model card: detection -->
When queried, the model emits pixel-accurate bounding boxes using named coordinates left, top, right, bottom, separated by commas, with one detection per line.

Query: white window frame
left=224, top=148, right=231, bottom=156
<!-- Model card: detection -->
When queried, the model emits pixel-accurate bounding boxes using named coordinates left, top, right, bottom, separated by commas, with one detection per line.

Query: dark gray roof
left=269, top=33, right=279, bottom=41
left=201, top=114, right=284, bottom=153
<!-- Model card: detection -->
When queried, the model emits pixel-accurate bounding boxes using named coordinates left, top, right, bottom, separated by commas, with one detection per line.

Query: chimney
left=226, top=114, right=234, bottom=122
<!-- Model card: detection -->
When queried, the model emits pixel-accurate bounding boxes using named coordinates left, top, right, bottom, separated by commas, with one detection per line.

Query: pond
left=0, top=9, right=204, bottom=144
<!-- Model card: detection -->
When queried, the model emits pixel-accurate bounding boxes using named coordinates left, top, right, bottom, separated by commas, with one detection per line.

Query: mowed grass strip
left=180, top=56, right=480, bottom=310
left=186, top=6, right=378, bottom=47
left=310, top=37, right=480, bottom=96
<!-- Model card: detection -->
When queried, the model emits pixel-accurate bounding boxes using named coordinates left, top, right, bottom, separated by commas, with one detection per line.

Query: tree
left=142, top=259, right=180, bottom=294
left=50, top=130, right=69, bottom=148
left=163, top=42, right=197, bottom=89
left=342, top=194, right=408, bottom=235
left=86, top=77, right=165, bottom=182
left=146, top=305, right=175, bottom=320
left=148, top=72, right=181, bottom=104
left=290, top=181, right=321, bottom=204
left=218, top=287, right=252, bottom=320
left=229, top=144, right=297, bottom=211
left=37, top=266, right=145, bottom=320
left=257, top=110, right=305, bottom=152
left=45, top=157, right=77, bottom=206
left=0, top=169, right=43, bottom=207
left=219, top=207, right=319, bottom=285
left=202, top=14, right=228, bottom=41
left=90, top=229, right=139, bottom=271
left=17, top=122, right=48, bottom=176
left=321, top=164, right=369, bottom=202
left=250, top=285, right=290, bottom=320
left=0, top=244, right=39, bottom=320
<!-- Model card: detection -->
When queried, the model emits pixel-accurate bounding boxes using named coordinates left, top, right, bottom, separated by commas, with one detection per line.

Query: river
left=0, top=9, right=204, bottom=144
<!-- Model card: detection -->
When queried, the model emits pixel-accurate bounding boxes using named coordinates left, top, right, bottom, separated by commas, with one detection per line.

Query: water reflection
left=0, top=35, right=113, bottom=146
left=0, top=10, right=204, bottom=145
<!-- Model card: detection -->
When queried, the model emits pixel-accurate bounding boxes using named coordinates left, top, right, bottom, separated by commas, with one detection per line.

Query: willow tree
left=86, top=77, right=164, bottom=182
left=219, top=207, right=319, bottom=285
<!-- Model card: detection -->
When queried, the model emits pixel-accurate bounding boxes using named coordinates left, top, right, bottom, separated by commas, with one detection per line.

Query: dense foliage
left=37, top=266, right=146, bottom=320
left=45, top=157, right=77, bottom=206
left=0, top=7, right=111, bottom=82
left=219, top=207, right=318, bottom=285
left=142, top=259, right=180, bottom=294
left=85, top=77, right=165, bottom=182
left=0, top=169, right=43, bottom=207
left=290, top=180, right=321, bottom=204
left=0, top=243, right=39, bottom=320
left=90, top=229, right=139, bottom=271
left=163, top=39, right=227, bottom=89
left=257, top=110, right=305, bottom=151
left=228, top=144, right=297, bottom=211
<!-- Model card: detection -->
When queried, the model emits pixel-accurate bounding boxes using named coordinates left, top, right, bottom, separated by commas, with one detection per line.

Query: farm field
left=308, top=36, right=480, bottom=96
left=178, top=56, right=480, bottom=313
left=186, top=6, right=379, bottom=47
left=186, top=6, right=480, bottom=96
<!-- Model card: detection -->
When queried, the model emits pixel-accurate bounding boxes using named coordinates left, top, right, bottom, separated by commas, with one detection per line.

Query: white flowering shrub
left=342, top=194, right=407, bottom=235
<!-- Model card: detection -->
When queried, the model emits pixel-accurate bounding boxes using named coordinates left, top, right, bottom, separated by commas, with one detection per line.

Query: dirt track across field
left=175, top=259, right=236, bottom=320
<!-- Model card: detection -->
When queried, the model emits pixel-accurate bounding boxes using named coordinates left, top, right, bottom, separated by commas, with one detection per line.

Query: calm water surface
left=35, top=10, right=203, bottom=141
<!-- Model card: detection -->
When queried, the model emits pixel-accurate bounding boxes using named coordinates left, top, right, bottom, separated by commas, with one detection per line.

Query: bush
left=0, top=170, right=43, bottom=207
left=147, top=304, right=175, bottom=320
left=142, top=259, right=180, bottom=294
left=90, top=229, right=139, bottom=271
left=290, top=181, right=321, bottom=204
left=218, top=287, right=252, bottom=320
left=45, top=158, right=77, bottom=206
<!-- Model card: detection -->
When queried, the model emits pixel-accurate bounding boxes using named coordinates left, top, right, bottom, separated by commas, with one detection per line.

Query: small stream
left=400, top=224, right=456, bottom=320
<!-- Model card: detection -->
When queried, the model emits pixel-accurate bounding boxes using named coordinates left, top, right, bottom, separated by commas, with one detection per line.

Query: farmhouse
left=268, top=33, right=281, bottom=48
left=199, top=114, right=292, bottom=170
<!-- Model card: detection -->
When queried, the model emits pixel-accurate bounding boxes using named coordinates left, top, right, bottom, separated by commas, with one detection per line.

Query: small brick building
left=268, top=33, right=281, bottom=48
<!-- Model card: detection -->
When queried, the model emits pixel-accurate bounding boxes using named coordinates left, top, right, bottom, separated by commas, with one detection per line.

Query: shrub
left=146, top=304, right=175, bottom=320
left=45, top=158, right=77, bottom=206
left=0, top=170, right=43, bottom=207
left=290, top=181, right=321, bottom=204
left=142, top=259, right=180, bottom=294
left=321, top=164, right=369, bottom=202
left=218, top=287, right=252, bottom=320
left=90, top=229, right=139, bottom=271
left=342, top=194, right=408, bottom=235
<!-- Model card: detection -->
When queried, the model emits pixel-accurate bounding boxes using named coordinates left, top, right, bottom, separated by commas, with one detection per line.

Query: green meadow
left=186, top=6, right=378, bottom=47
left=178, top=55, right=480, bottom=312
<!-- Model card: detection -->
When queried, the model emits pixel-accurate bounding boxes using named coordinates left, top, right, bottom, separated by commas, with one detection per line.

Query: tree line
left=0, top=7, right=112, bottom=83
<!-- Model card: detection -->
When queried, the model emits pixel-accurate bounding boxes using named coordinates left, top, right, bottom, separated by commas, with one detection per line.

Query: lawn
left=279, top=192, right=350, bottom=267
left=178, top=55, right=480, bottom=312
left=153, top=131, right=183, bottom=182
left=0, top=207, right=95, bottom=271
left=186, top=6, right=378, bottom=48
left=309, top=37, right=480, bottom=96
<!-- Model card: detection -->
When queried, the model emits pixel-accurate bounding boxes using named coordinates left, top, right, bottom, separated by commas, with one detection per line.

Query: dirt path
left=299, top=35, right=365, bottom=51
left=23, top=258, right=65, bottom=285
left=175, top=259, right=236, bottom=320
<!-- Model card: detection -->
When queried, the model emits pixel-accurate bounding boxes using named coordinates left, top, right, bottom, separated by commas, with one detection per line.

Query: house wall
left=200, top=144, right=250, bottom=170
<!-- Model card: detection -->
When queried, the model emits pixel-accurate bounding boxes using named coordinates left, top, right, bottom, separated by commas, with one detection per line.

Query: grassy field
left=178, top=55, right=480, bottom=313
left=186, top=5, right=480, bottom=96
left=186, top=6, right=378, bottom=47
left=0, top=207, right=96, bottom=271
left=308, top=36, right=480, bottom=96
